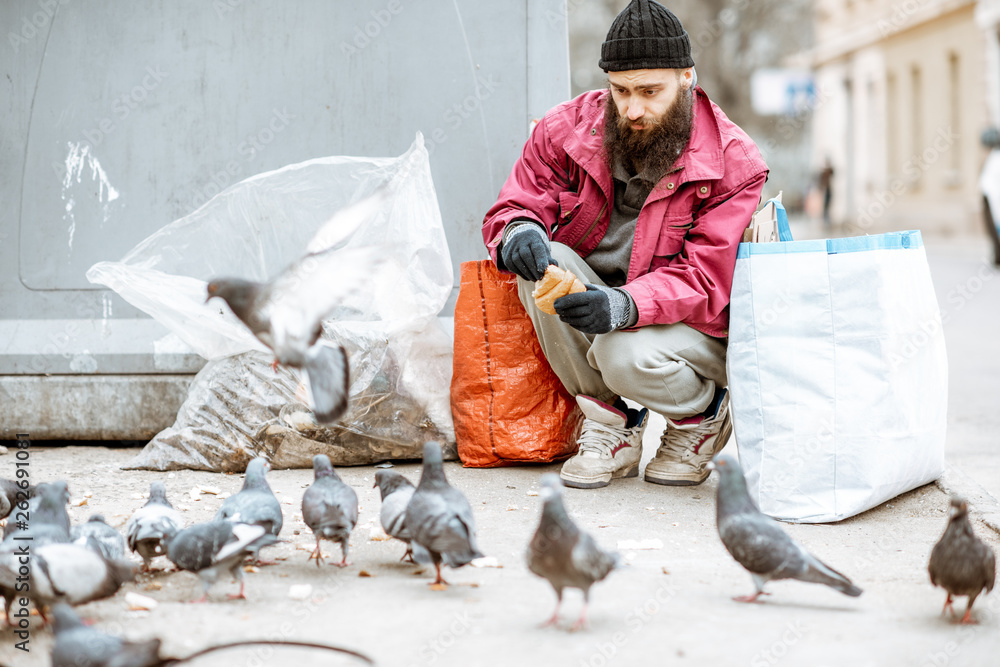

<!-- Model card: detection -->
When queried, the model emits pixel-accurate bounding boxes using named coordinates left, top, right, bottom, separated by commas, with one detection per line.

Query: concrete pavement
left=0, top=231, right=998, bottom=667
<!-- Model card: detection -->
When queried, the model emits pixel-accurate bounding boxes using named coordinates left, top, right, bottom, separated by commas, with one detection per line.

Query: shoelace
left=577, top=418, right=632, bottom=457
left=659, top=422, right=709, bottom=461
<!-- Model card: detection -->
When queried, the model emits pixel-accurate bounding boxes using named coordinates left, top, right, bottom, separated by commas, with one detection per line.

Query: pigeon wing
left=264, top=245, right=385, bottom=360
left=570, top=531, right=617, bottom=589
left=719, top=513, right=795, bottom=575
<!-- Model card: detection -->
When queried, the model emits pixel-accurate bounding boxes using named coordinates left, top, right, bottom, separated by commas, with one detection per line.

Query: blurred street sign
left=750, top=68, right=815, bottom=116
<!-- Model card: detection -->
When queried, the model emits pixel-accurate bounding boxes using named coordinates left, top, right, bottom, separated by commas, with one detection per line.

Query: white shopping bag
left=727, top=198, right=948, bottom=523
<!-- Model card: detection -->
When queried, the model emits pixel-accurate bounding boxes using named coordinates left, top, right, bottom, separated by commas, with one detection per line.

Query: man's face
left=608, top=68, right=692, bottom=133
left=603, top=67, right=695, bottom=179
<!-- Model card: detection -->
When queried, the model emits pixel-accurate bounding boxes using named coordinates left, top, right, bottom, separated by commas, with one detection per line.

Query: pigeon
left=0, top=478, right=34, bottom=521
left=214, top=457, right=282, bottom=564
left=708, top=455, right=863, bottom=602
left=0, top=482, right=72, bottom=623
left=301, top=454, right=358, bottom=567
left=72, top=514, right=126, bottom=561
left=51, top=603, right=163, bottom=667
left=405, top=441, right=484, bottom=585
left=374, top=469, right=416, bottom=562
left=527, top=474, right=619, bottom=630
left=126, top=481, right=185, bottom=572
left=0, top=540, right=136, bottom=619
left=928, top=496, right=996, bottom=624
left=50, top=602, right=375, bottom=667
left=205, top=187, right=387, bottom=424
left=3, top=480, right=71, bottom=541
left=162, top=520, right=277, bottom=602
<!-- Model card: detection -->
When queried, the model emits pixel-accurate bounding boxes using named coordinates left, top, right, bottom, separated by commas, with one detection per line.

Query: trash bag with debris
left=87, top=134, right=456, bottom=471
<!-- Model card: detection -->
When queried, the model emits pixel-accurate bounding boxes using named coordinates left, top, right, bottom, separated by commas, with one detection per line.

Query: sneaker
left=559, top=396, right=648, bottom=489
left=643, top=388, right=733, bottom=486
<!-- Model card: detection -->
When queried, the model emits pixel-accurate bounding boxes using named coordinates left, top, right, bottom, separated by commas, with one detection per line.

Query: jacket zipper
left=571, top=200, right=608, bottom=250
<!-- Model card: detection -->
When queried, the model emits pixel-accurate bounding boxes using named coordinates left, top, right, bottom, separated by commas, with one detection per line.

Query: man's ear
left=681, top=67, right=695, bottom=90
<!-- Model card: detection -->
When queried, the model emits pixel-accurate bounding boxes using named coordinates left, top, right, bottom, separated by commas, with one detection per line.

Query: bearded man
left=482, top=0, right=768, bottom=490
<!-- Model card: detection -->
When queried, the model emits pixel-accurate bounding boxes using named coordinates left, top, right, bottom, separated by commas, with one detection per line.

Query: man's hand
left=500, top=224, right=554, bottom=282
left=554, top=284, right=633, bottom=334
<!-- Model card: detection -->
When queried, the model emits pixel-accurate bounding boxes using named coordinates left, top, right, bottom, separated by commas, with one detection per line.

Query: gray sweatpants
left=516, top=242, right=728, bottom=420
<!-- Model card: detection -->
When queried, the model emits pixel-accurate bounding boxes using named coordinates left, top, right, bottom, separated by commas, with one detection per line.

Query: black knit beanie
left=599, top=0, right=694, bottom=72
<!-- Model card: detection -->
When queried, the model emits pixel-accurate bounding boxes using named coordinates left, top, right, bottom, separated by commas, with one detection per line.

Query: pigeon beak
left=706, top=461, right=717, bottom=472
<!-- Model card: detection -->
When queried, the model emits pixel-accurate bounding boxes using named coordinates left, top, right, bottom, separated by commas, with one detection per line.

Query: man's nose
left=626, top=102, right=644, bottom=121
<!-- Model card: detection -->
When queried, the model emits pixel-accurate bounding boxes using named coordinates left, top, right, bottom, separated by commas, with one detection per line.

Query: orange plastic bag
left=451, top=260, right=583, bottom=467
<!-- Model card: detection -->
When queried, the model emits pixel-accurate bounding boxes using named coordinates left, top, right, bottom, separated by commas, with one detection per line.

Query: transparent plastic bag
left=88, top=134, right=457, bottom=470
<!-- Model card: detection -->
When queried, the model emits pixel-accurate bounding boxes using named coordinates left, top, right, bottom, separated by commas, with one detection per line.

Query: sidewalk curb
left=935, top=464, right=1000, bottom=538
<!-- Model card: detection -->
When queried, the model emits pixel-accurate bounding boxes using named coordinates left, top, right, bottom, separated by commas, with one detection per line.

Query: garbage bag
left=88, top=134, right=457, bottom=470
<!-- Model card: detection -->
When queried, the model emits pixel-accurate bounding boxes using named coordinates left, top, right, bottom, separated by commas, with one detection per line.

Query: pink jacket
left=483, top=87, right=768, bottom=338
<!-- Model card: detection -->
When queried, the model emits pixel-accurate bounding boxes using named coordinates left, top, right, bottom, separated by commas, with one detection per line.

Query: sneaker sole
left=643, top=472, right=708, bottom=486
left=561, top=464, right=639, bottom=489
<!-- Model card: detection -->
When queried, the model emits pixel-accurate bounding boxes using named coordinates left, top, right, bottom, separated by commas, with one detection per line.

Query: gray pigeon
left=206, top=188, right=386, bottom=424
left=405, top=441, right=484, bottom=585
left=301, top=454, right=358, bottom=567
left=0, top=478, right=34, bottom=521
left=214, top=457, right=283, bottom=564
left=928, top=496, right=996, bottom=624
left=0, top=482, right=72, bottom=624
left=374, top=469, right=416, bottom=562
left=3, top=480, right=71, bottom=540
left=708, top=455, right=863, bottom=602
left=0, top=540, right=136, bottom=620
left=162, top=520, right=277, bottom=602
left=126, top=481, right=184, bottom=572
left=72, top=514, right=126, bottom=561
left=527, top=474, right=618, bottom=630
left=51, top=603, right=162, bottom=667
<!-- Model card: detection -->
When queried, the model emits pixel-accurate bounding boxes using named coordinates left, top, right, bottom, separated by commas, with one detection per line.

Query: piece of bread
left=532, top=265, right=586, bottom=315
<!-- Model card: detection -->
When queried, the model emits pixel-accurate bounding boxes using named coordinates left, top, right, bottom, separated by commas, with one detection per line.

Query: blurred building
left=810, top=0, right=991, bottom=234
left=568, top=1, right=815, bottom=211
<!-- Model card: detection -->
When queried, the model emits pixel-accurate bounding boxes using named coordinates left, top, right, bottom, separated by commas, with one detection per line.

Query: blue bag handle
left=772, top=197, right=793, bottom=242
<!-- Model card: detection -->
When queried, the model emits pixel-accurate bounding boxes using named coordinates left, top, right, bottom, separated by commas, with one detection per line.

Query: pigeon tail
left=305, top=344, right=350, bottom=424
left=441, top=545, right=485, bottom=569
left=801, top=555, right=863, bottom=597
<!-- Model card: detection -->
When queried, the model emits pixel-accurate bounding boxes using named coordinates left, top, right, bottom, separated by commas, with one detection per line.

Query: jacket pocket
left=557, top=191, right=582, bottom=225
left=654, top=221, right=692, bottom=258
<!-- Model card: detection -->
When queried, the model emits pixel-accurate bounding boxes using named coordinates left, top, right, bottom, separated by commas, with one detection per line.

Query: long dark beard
left=602, top=84, right=694, bottom=183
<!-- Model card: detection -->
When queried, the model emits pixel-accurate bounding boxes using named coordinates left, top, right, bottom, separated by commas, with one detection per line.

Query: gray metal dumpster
left=0, top=0, right=570, bottom=439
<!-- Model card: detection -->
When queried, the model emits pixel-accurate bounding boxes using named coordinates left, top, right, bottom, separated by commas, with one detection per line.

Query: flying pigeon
left=708, top=455, right=863, bottom=602
left=206, top=187, right=387, bottom=424
left=527, top=474, right=618, bottom=631
left=301, top=455, right=358, bottom=567
left=405, top=441, right=484, bottom=585
left=374, top=469, right=416, bottom=562
left=162, top=520, right=277, bottom=602
left=72, top=514, right=126, bottom=561
left=0, top=540, right=136, bottom=620
left=51, top=603, right=163, bottom=667
left=214, top=458, right=282, bottom=564
left=928, top=496, right=996, bottom=624
left=126, top=481, right=185, bottom=572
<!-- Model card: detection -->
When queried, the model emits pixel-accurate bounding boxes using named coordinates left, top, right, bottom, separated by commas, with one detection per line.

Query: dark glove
left=500, top=224, right=554, bottom=282
left=554, top=284, right=633, bottom=334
